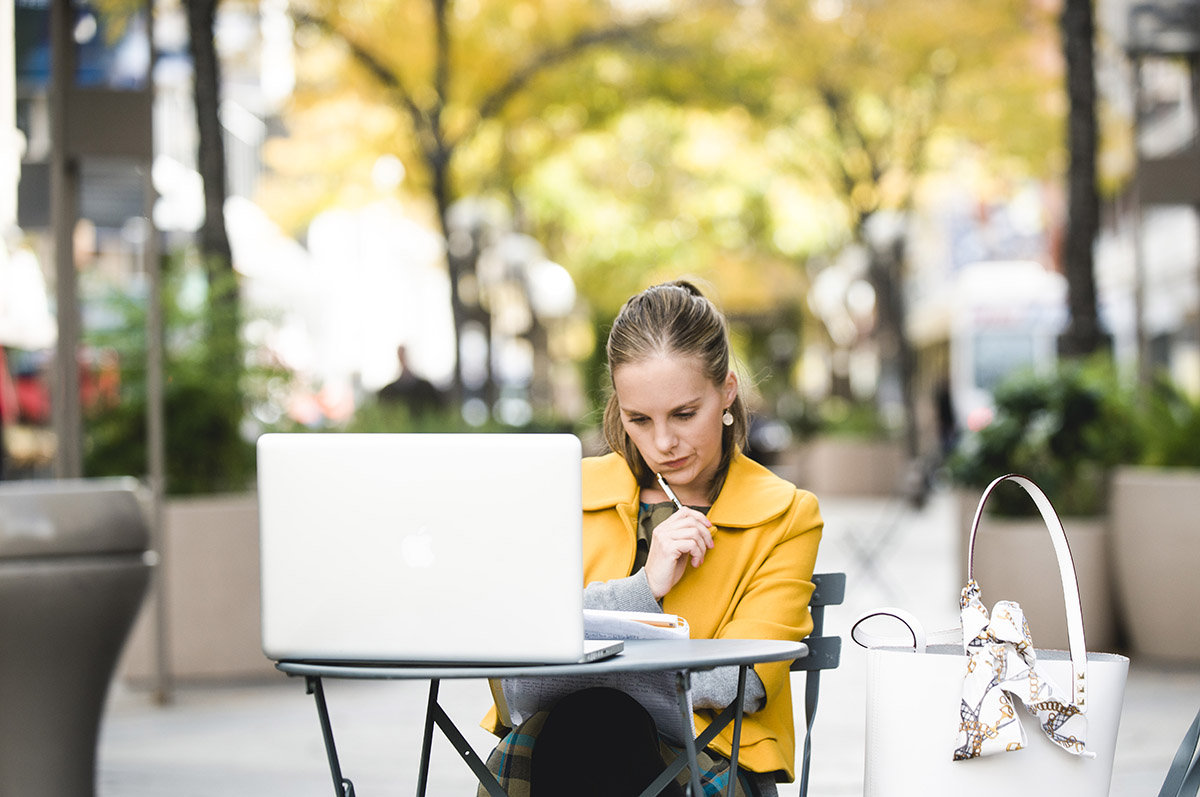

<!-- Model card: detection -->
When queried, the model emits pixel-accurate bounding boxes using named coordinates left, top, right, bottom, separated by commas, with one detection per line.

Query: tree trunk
left=868, top=237, right=920, bottom=460
left=429, top=0, right=497, bottom=416
left=1058, top=0, right=1103, bottom=358
left=433, top=161, right=468, bottom=411
left=187, top=2, right=235, bottom=277
left=185, top=0, right=242, bottom=471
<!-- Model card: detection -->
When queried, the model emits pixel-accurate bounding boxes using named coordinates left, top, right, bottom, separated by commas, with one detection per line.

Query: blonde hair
left=602, top=281, right=748, bottom=501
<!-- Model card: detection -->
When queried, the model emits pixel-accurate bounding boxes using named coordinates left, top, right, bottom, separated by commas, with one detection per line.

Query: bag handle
left=850, top=608, right=963, bottom=653
left=1158, top=707, right=1200, bottom=797
left=851, top=608, right=929, bottom=653
left=967, top=473, right=1089, bottom=710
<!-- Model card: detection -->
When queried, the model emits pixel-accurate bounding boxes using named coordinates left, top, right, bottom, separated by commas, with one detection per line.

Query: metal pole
left=0, top=2, right=17, bottom=231
left=49, top=0, right=82, bottom=478
left=137, top=0, right=171, bottom=707
left=1192, top=55, right=1200, bottom=365
left=141, top=208, right=171, bottom=707
left=1131, top=56, right=1151, bottom=392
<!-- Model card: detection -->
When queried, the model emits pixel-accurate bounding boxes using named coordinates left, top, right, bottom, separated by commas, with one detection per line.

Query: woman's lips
left=661, top=457, right=689, bottom=471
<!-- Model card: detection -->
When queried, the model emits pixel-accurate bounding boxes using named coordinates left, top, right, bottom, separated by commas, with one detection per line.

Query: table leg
left=639, top=699, right=738, bottom=797
left=675, top=671, right=703, bottom=797
left=430, top=701, right=508, bottom=796
left=416, top=679, right=508, bottom=797
left=640, top=669, right=750, bottom=797
left=306, top=676, right=356, bottom=797
left=415, top=680, right=439, bottom=797
left=726, top=666, right=747, bottom=797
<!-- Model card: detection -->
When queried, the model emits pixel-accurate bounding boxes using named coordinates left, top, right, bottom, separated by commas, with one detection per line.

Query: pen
left=655, top=472, right=684, bottom=511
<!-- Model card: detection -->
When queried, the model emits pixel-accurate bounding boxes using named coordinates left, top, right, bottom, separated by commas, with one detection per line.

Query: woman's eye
left=675, top=412, right=695, bottom=420
left=628, top=416, right=649, bottom=425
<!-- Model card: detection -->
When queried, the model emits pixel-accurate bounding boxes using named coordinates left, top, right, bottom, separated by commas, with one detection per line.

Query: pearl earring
left=722, top=408, right=734, bottom=427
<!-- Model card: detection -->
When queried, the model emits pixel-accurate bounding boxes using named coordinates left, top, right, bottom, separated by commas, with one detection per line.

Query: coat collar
left=582, top=450, right=796, bottom=528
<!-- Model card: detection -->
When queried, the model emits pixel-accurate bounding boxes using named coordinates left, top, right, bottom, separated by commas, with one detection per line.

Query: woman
left=482, top=281, right=823, bottom=796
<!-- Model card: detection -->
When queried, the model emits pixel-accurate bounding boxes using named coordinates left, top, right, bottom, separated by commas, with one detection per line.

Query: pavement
left=97, top=487, right=1200, bottom=796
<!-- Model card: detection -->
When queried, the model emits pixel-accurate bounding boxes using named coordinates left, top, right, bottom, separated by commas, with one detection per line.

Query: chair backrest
left=792, top=572, right=845, bottom=673
left=791, top=571, right=846, bottom=797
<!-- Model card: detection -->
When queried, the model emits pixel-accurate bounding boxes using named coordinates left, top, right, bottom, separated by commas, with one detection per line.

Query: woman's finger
left=660, top=509, right=714, bottom=543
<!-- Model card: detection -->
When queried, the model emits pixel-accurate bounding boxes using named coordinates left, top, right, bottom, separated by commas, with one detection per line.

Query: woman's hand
left=644, top=507, right=714, bottom=599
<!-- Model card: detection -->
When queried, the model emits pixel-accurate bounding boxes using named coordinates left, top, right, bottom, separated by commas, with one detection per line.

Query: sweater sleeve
left=691, top=666, right=767, bottom=713
left=582, top=570, right=661, bottom=613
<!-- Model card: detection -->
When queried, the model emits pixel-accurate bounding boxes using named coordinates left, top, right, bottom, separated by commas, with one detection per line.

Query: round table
left=277, top=638, right=808, bottom=797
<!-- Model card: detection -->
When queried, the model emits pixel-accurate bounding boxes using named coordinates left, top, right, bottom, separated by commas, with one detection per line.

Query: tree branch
left=816, top=83, right=868, bottom=209
left=471, top=20, right=665, bottom=132
left=896, top=76, right=948, bottom=214
left=291, top=9, right=440, bottom=158
left=431, top=0, right=449, bottom=159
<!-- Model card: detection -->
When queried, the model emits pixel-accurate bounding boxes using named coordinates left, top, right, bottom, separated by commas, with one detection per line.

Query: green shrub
left=1132, top=377, right=1200, bottom=469
left=343, top=400, right=473, bottom=434
left=343, top=398, right=581, bottom=436
left=83, top=262, right=286, bottom=495
left=946, top=357, right=1138, bottom=516
left=812, top=397, right=893, bottom=440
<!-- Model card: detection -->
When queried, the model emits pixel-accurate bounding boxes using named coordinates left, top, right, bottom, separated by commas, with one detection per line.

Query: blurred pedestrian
left=376, top=345, right=444, bottom=421
left=935, top=379, right=957, bottom=458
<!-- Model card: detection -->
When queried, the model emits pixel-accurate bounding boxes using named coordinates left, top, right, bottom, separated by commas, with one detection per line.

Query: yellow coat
left=580, top=451, right=823, bottom=781
left=479, top=451, right=823, bottom=780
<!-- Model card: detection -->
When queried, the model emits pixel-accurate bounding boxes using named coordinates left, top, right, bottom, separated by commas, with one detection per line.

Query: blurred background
left=4, top=0, right=1197, bottom=488
left=1, top=0, right=1200, bottom=782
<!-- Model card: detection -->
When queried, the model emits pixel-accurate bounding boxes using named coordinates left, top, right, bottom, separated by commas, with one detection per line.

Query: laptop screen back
left=258, top=433, right=584, bottom=664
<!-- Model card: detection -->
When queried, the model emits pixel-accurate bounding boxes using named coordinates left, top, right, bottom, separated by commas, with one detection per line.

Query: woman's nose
left=655, top=425, right=676, bottom=453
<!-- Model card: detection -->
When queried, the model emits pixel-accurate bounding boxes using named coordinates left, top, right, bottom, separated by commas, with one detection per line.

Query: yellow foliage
left=257, top=0, right=1078, bottom=332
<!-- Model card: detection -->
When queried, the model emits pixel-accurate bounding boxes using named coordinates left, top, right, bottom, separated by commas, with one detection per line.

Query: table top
left=275, top=638, right=807, bottom=681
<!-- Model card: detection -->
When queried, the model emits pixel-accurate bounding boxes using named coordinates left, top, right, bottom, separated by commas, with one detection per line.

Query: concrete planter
left=956, top=490, right=1117, bottom=652
left=119, top=493, right=275, bottom=683
left=781, top=438, right=907, bottom=496
left=1110, top=466, right=1200, bottom=662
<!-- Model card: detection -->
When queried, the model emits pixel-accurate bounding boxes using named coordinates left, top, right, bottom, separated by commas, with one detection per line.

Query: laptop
left=257, top=432, right=622, bottom=665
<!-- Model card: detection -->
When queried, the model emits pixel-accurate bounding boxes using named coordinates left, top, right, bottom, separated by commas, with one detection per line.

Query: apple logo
left=400, top=526, right=436, bottom=569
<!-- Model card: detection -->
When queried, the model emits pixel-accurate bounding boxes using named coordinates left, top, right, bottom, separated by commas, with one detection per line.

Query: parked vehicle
left=909, top=260, right=1069, bottom=448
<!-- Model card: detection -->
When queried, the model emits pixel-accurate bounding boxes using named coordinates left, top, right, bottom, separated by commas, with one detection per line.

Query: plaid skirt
left=479, top=711, right=762, bottom=797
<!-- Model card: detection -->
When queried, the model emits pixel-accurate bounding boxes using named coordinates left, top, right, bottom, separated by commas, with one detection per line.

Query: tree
left=185, top=0, right=232, bottom=274
left=745, top=0, right=1064, bottom=458
left=100, top=0, right=241, bottom=383
left=185, top=0, right=240, bottom=350
left=273, top=0, right=677, bottom=407
left=260, top=0, right=1072, bottom=445
left=1058, top=0, right=1104, bottom=358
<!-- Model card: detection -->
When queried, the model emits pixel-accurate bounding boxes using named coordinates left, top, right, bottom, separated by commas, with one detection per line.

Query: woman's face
left=612, top=354, right=737, bottom=502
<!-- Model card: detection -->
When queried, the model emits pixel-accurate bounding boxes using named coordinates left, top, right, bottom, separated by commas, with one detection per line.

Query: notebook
left=257, top=432, right=621, bottom=665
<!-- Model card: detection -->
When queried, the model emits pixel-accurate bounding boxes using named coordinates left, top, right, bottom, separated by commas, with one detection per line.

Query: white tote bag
left=853, top=473, right=1129, bottom=797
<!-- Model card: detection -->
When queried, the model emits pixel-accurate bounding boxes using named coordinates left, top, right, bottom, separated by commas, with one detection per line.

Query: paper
left=582, top=609, right=690, bottom=640
left=498, top=610, right=696, bottom=744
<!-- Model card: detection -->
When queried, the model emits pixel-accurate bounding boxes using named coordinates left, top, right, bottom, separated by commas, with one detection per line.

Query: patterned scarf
left=954, top=579, right=1092, bottom=761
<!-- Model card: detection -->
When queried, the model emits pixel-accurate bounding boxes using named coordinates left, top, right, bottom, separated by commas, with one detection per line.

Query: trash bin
left=0, top=478, right=154, bottom=797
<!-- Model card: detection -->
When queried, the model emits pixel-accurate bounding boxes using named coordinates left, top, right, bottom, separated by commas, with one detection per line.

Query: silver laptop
left=257, top=432, right=621, bottom=665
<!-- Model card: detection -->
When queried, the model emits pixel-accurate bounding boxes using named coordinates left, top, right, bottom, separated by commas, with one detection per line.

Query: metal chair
left=791, top=572, right=846, bottom=797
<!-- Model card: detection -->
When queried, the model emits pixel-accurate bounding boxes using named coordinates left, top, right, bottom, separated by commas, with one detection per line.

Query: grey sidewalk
left=98, top=488, right=1200, bottom=796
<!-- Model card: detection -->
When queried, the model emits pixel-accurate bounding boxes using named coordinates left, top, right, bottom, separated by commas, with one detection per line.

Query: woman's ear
left=723, top=371, right=739, bottom=406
